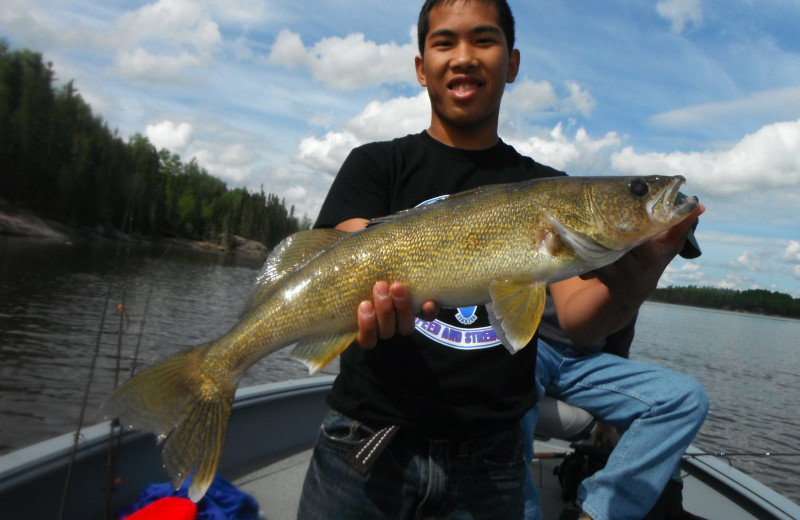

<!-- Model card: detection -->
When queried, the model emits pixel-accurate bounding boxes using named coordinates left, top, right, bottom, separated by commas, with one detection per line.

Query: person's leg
left=298, top=410, right=424, bottom=519
left=547, top=350, right=708, bottom=520
left=521, top=340, right=566, bottom=520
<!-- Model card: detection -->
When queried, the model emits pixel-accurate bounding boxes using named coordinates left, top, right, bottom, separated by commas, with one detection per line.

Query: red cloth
left=123, top=496, right=197, bottom=520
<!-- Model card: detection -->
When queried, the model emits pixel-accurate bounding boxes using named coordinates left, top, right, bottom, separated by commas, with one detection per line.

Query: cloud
left=564, top=80, right=596, bottom=117
left=610, top=119, right=800, bottom=195
left=785, top=241, right=800, bottom=279
left=732, top=250, right=767, bottom=272
left=656, top=0, right=703, bottom=33
left=295, top=92, right=429, bottom=173
left=785, top=241, right=800, bottom=263
left=509, top=123, right=621, bottom=173
left=117, top=49, right=203, bottom=83
left=145, top=120, right=195, bottom=153
left=502, top=79, right=558, bottom=114
left=661, top=262, right=705, bottom=286
left=267, top=28, right=418, bottom=90
left=111, top=0, right=223, bottom=82
left=193, top=143, right=256, bottom=184
left=649, top=86, right=800, bottom=131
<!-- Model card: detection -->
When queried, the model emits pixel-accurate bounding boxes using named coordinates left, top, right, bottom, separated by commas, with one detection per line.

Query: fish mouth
left=648, top=176, right=698, bottom=223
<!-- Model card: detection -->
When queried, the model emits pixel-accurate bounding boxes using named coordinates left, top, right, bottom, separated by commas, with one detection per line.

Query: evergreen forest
left=0, top=42, right=306, bottom=250
left=651, top=286, right=800, bottom=320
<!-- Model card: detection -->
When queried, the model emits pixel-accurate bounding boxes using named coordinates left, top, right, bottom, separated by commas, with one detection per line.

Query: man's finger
left=373, top=281, right=396, bottom=340
left=357, top=300, right=378, bottom=349
left=389, top=282, right=415, bottom=336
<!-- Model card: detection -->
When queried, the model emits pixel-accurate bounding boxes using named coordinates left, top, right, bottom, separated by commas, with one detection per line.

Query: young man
left=299, top=1, right=704, bottom=519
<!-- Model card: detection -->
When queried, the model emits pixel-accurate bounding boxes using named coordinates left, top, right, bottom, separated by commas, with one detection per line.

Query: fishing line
left=60, top=167, right=140, bottom=520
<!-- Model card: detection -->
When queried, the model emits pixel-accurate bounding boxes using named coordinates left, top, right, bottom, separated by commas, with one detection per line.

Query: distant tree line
left=651, top=286, right=800, bottom=320
left=0, top=42, right=308, bottom=249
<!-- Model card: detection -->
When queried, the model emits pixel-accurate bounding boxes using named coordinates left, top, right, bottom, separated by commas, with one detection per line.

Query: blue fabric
left=299, top=410, right=527, bottom=519
left=523, top=339, right=708, bottom=520
left=119, top=474, right=259, bottom=520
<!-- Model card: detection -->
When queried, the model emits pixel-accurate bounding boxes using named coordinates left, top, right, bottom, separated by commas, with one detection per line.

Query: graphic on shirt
left=455, top=306, right=478, bottom=325
left=413, top=196, right=502, bottom=351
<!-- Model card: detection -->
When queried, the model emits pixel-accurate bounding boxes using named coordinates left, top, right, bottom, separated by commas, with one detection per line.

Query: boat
left=1, top=376, right=799, bottom=519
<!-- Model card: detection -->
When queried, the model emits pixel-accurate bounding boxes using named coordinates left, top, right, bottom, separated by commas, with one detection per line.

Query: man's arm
left=550, top=204, right=704, bottom=346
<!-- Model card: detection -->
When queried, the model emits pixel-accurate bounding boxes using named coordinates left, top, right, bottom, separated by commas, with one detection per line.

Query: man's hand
left=356, top=281, right=438, bottom=349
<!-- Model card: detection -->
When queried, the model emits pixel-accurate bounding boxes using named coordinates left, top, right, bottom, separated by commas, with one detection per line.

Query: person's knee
left=678, top=375, right=709, bottom=422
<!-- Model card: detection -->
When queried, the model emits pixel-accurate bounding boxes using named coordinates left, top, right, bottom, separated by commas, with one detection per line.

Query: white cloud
left=193, top=143, right=255, bottom=184
left=267, top=28, right=417, bottom=90
left=784, top=241, right=800, bottom=263
left=564, top=80, right=596, bottom=117
left=502, top=79, right=558, bottom=113
left=661, top=262, right=705, bottom=286
left=656, top=0, right=703, bottom=33
left=294, top=93, right=429, bottom=173
left=509, top=123, right=621, bottom=173
left=117, top=48, right=203, bottom=83
left=145, top=120, right=195, bottom=153
left=650, top=86, right=800, bottom=131
left=111, top=0, right=222, bottom=82
left=610, top=119, right=800, bottom=195
left=732, top=250, right=766, bottom=272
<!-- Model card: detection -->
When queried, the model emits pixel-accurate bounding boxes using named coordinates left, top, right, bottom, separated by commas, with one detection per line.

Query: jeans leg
left=548, top=351, right=709, bottom=520
left=298, top=410, right=424, bottom=519
left=443, top=425, right=527, bottom=520
left=300, top=411, right=529, bottom=520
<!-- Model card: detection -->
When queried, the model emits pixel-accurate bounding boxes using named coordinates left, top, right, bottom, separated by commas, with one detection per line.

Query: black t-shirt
left=315, top=131, right=565, bottom=439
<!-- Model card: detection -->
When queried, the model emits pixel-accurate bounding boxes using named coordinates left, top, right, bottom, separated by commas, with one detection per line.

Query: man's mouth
left=449, top=76, right=483, bottom=97
left=452, top=82, right=479, bottom=92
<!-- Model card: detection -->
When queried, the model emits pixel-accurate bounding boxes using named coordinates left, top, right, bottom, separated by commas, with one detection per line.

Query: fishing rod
left=533, top=450, right=800, bottom=460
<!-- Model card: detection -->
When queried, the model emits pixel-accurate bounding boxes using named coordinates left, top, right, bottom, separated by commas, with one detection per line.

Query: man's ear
left=506, top=49, right=520, bottom=84
left=415, top=55, right=427, bottom=87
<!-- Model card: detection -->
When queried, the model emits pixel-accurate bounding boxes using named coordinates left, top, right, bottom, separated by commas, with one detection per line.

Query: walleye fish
left=104, top=175, right=698, bottom=501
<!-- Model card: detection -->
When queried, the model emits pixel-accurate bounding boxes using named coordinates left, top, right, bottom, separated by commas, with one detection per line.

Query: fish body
left=104, top=175, right=698, bottom=501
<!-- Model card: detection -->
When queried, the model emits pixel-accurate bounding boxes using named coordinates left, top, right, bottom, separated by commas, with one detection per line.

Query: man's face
left=416, top=0, right=519, bottom=141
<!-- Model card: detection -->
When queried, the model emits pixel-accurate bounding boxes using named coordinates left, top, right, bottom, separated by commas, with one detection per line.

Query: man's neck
left=426, top=123, right=500, bottom=151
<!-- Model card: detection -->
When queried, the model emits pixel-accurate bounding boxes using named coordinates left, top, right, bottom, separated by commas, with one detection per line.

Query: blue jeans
left=299, top=410, right=527, bottom=519
left=523, top=339, right=709, bottom=520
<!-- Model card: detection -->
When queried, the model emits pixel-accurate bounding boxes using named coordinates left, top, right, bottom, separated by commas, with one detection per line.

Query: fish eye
left=629, top=179, right=649, bottom=197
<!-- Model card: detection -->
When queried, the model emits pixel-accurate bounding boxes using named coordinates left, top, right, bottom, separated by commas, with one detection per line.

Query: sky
left=2, top=0, right=799, bottom=297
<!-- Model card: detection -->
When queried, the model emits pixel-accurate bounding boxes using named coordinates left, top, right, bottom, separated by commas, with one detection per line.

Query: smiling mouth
left=452, top=83, right=479, bottom=92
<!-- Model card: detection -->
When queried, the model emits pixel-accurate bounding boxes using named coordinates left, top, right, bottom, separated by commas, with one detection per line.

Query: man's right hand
left=356, top=281, right=438, bottom=349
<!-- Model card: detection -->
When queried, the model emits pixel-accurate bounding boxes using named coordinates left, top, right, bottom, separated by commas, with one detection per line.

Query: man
left=299, top=1, right=704, bottom=518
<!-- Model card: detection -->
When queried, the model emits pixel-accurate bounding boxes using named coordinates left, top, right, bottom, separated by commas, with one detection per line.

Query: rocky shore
left=0, top=200, right=267, bottom=258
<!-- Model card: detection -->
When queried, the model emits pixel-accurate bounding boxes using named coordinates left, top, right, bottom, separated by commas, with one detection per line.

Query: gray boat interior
left=1, top=376, right=798, bottom=519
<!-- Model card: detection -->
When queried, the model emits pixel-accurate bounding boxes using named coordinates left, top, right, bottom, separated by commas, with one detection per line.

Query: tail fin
left=104, top=343, right=235, bottom=502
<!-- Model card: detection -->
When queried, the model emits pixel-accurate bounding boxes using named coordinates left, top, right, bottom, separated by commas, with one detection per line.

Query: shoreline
left=0, top=201, right=267, bottom=258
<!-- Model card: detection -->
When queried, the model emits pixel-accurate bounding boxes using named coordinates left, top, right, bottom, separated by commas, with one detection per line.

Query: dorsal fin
left=367, top=183, right=510, bottom=227
left=240, top=229, right=347, bottom=316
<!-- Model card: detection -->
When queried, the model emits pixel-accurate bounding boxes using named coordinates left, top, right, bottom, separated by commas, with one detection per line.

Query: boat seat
left=533, top=396, right=595, bottom=441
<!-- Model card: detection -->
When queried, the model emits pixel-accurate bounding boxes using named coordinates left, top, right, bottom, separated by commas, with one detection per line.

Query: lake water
left=0, top=236, right=798, bottom=504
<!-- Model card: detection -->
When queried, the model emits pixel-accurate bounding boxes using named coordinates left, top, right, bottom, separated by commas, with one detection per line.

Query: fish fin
left=292, top=332, right=358, bottom=374
left=544, top=211, right=625, bottom=268
left=103, top=343, right=236, bottom=502
left=487, top=280, right=547, bottom=353
left=368, top=184, right=510, bottom=227
left=242, top=229, right=347, bottom=317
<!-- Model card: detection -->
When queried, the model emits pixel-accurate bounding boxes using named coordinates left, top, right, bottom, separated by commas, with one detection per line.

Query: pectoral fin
left=292, top=331, right=359, bottom=374
left=487, top=280, right=547, bottom=353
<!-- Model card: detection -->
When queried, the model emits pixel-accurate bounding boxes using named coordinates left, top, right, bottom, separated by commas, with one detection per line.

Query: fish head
left=545, top=175, right=699, bottom=265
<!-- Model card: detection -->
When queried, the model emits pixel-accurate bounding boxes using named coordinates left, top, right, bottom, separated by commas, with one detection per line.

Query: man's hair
left=417, top=0, right=516, bottom=57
